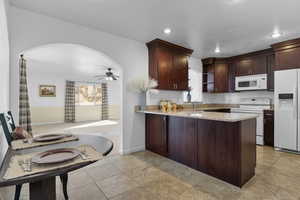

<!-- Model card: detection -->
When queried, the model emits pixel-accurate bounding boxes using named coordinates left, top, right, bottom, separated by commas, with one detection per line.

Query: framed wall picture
left=39, top=85, right=56, bottom=97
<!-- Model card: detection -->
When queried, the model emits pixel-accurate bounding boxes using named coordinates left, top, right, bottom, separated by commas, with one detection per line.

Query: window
left=75, top=83, right=102, bottom=106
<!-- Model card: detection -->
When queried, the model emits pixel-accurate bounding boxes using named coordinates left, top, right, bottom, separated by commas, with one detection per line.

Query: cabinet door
left=146, top=114, right=168, bottom=156
left=275, top=47, right=300, bottom=70
left=157, top=47, right=173, bottom=90
left=172, top=52, right=189, bottom=90
left=168, top=117, right=197, bottom=169
left=267, top=54, right=275, bottom=91
left=197, top=120, right=216, bottom=176
left=214, top=63, right=229, bottom=93
left=236, top=56, right=267, bottom=76
left=228, top=62, right=236, bottom=92
left=235, top=59, right=253, bottom=76
left=264, top=111, right=274, bottom=146
left=215, top=122, right=240, bottom=185
left=252, top=55, right=267, bottom=75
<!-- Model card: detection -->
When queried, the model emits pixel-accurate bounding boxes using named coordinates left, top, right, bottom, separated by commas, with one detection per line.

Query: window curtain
left=19, top=55, right=33, bottom=134
left=65, top=81, right=76, bottom=122
left=101, top=83, right=109, bottom=120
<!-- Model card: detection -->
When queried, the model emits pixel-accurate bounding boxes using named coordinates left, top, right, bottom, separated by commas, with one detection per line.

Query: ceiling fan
left=94, top=68, right=119, bottom=81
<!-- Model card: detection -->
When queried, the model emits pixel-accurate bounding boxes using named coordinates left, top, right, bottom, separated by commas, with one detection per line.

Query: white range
left=231, top=98, right=272, bottom=145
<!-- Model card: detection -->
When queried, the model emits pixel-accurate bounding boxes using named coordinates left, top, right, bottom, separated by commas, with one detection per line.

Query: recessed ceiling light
left=215, top=46, right=220, bottom=53
left=163, top=28, right=171, bottom=35
left=272, top=30, right=281, bottom=38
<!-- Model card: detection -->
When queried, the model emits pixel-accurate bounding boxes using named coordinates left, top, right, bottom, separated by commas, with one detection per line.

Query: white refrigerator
left=275, top=69, right=300, bottom=151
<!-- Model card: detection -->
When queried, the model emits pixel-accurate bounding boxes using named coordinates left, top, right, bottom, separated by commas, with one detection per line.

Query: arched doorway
left=20, top=43, right=123, bottom=155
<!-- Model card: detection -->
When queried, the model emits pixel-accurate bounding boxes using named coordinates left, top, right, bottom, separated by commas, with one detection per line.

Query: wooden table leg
left=29, top=177, right=56, bottom=200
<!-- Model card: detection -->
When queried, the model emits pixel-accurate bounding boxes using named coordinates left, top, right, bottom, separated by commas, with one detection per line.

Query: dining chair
left=0, top=111, right=70, bottom=200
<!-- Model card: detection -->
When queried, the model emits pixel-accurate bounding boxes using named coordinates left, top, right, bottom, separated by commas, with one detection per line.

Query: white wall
left=0, top=0, right=10, bottom=147
left=27, top=59, right=121, bottom=124
left=107, top=80, right=121, bottom=119
left=28, top=62, right=65, bottom=108
left=9, top=6, right=147, bottom=154
left=0, top=0, right=10, bottom=197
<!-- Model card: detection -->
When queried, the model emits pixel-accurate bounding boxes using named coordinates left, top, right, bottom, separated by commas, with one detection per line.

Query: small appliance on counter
left=235, top=74, right=267, bottom=91
left=274, top=69, right=300, bottom=152
left=231, top=97, right=272, bottom=145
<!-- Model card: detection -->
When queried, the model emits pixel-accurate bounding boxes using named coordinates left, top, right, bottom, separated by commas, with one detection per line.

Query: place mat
left=3, top=145, right=103, bottom=180
left=11, top=135, right=79, bottom=150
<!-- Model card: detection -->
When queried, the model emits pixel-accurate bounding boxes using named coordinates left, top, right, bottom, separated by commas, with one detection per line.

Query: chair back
left=0, top=111, right=16, bottom=145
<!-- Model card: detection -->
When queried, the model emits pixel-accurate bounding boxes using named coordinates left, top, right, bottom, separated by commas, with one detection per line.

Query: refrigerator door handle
left=295, top=87, right=298, bottom=119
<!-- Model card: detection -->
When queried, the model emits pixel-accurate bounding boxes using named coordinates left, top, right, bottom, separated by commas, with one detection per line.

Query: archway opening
left=21, top=43, right=123, bottom=155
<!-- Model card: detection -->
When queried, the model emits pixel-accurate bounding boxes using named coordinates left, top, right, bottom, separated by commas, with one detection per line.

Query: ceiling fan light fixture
left=105, top=76, right=114, bottom=81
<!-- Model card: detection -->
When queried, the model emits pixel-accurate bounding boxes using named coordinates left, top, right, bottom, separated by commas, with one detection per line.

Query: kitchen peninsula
left=138, top=109, right=257, bottom=187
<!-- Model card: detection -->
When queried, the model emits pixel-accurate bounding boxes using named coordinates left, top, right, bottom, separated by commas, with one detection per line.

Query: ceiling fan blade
left=94, top=75, right=106, bottom=78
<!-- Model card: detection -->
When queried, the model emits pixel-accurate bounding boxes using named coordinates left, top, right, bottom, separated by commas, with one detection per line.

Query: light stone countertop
left=137, top=110, right=258, bottom=122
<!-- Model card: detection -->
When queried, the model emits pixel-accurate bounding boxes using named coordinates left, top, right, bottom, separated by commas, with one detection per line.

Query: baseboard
left=121, top=145, right=145, bottom=155
left=32, top=121, right=64, bottom=126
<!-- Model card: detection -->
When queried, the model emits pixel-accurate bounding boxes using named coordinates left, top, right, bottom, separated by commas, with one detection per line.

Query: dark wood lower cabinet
left=214, top=122, right=241, bottom=185
left=197, top=120, right=216, bottom=175
left=145, top=114, right=257, bottom=187
left=168, top=117, right=197, bottom=169
left=264, top=110, right=274, bottom=147
left=145, top=114, right=168, bottom=156
left=197, top=119, right=256, bottom=186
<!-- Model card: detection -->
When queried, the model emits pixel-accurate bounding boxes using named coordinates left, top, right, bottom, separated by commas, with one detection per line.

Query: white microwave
left=235, top=74, right=267, bottom=91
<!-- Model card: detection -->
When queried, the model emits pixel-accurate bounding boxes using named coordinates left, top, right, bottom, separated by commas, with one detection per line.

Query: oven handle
left=231, top=110, right=262, bottom=114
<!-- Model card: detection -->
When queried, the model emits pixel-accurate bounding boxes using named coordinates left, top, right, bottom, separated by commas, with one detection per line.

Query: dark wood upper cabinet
left=145, top=114, right=168, bottom=156
left=267, top=54, right=275, bottom=91
left=156, top=45, right=173, bottom=90
left=214, top=61, right=229, bottom=93
left=271, top=38, right=300, bottom=70
left=203, top=49, right=275, bottom=93
left=172, top=51, right=189, bottom=90
left=146, top=39, right=193, bottom=91
left=235, top=54, right=267, bottom=76
left=252, top=55, right=268, bottom=74
left=202, top=58, right=229, bottom=93
left=227, top=61, right=236, bottom=92
left=235, top=59, right=253, bottom=76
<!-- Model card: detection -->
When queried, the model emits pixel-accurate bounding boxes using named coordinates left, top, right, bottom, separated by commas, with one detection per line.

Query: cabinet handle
left=264, top=114, right=273, bottom=116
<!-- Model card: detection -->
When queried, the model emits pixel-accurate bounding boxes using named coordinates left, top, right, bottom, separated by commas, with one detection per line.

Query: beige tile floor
left=1, top=145, right=300, bottom=200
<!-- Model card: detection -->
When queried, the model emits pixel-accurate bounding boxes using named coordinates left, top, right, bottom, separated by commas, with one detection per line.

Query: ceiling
left=24, top=44, right=120, bottom=81
left=10, top=0, right=300, bottom=58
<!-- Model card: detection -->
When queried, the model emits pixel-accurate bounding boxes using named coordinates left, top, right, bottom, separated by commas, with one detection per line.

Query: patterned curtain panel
left=19, top=55, right=33, bottom=134
left=101, top=83, right=109, bottom=120
left=65, top=81, right=76, bottom=122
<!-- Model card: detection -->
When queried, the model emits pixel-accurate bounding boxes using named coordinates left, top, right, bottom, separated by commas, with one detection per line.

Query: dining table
left=0, top=135, right=113, bottom=200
